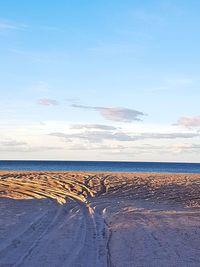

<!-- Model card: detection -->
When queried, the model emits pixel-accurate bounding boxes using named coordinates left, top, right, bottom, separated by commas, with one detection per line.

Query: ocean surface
left=0, top=160, right=200, bottom=173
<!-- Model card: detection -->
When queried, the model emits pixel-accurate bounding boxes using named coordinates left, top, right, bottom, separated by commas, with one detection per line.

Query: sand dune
left=0, top=171, right=200, bottom=266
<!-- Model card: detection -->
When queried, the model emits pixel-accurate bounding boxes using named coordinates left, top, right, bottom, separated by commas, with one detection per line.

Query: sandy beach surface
left=0, top=171, right=200, bottom=267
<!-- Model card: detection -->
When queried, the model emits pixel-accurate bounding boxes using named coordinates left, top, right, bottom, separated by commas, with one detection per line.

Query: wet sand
left=0, top=171, right=200, bottom=267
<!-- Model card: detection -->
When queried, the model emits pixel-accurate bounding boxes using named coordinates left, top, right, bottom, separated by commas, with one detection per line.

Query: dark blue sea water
left=0, top=161, right=200, bottom=173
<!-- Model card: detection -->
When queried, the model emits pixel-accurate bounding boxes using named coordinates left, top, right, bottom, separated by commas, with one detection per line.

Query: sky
left=0, top=0, right=200, bottom=162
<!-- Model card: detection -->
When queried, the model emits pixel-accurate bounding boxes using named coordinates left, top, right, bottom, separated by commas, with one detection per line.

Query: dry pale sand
left=0, top=171, right=200, bottom=267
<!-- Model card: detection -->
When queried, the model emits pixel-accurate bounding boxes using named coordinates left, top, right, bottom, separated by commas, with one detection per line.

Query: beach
left=0, top=171, right=200, bottom=266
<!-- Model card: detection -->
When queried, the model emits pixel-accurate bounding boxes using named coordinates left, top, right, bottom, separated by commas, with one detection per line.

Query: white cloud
left=49, top=130, right=137, bottom=143
left=0, top=121, right=199, bottom=161
left=49, top=128, right=199, bottom=144
left=172, top=143, right=200, bottom=154
left=175, top=116, right=200, bottom=127
left=141, top=132, right=199, bottom=139
left=0, top=140, right=27, bottom=147
left=70, top=124, right=119, bottom=131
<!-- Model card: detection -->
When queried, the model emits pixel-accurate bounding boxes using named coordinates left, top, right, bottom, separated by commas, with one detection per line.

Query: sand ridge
left=0, top=171, right=200, bottom=267
left=0, top=171, right=200, bottom=206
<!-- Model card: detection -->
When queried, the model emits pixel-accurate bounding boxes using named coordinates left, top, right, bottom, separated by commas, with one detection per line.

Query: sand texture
left=0, top=171, right=200, bottom=267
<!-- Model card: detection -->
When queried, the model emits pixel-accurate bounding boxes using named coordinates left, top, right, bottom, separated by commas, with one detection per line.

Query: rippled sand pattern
left=0, top=171, right=200, bottom=267
left=1, top=172, right=200, bottom=206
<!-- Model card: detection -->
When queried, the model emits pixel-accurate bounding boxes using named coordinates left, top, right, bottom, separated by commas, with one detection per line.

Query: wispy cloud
left=49, top=129, right=198, bottom=144
left=71, top=104, right=146, bottom=122
left=89, top=41, right=141, bottom=56
left=172, top=143, right=200, bottom=154
left=66, top=143, right=125, bottom=151
left=37, top=98, right=59, bottom=106
left=37, top=25, right=61, bottom=32
left=141, top=132, right=198, bottom=139
left=10, top=48, right=69, bottom=63
left=70, top=124, right=119, bottom=131
left=131, top=3, right=185, bottom=25
left=49, top=130, right=136, bottom=143
left=66, top=97, right=81, bottom=104
left=0, top=145, right=63, bottom=153
left=0, top=19, right=61, bottom=33
left=0, top=20, right=27, bottom=31
left=0, top=140, right=27, bottom=146
left=174, top=116, right=200, bottom=127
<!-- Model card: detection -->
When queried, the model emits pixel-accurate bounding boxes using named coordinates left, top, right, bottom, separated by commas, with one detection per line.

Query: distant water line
left=0, top=160, right=200, bottom=173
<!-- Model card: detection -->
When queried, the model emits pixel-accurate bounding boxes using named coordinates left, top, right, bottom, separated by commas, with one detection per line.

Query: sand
left=0, top=171, right=200, bottom=267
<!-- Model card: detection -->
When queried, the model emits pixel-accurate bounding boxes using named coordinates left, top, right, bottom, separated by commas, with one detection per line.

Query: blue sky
left=0, top=0, right=200, bottom=161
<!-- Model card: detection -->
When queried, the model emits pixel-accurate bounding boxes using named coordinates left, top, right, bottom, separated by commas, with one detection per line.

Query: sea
left=0, top=160, right=200, bottom=173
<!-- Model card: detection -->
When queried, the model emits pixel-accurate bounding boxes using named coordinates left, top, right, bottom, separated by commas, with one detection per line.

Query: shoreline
left=0, top=170, right=200, bottom=175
